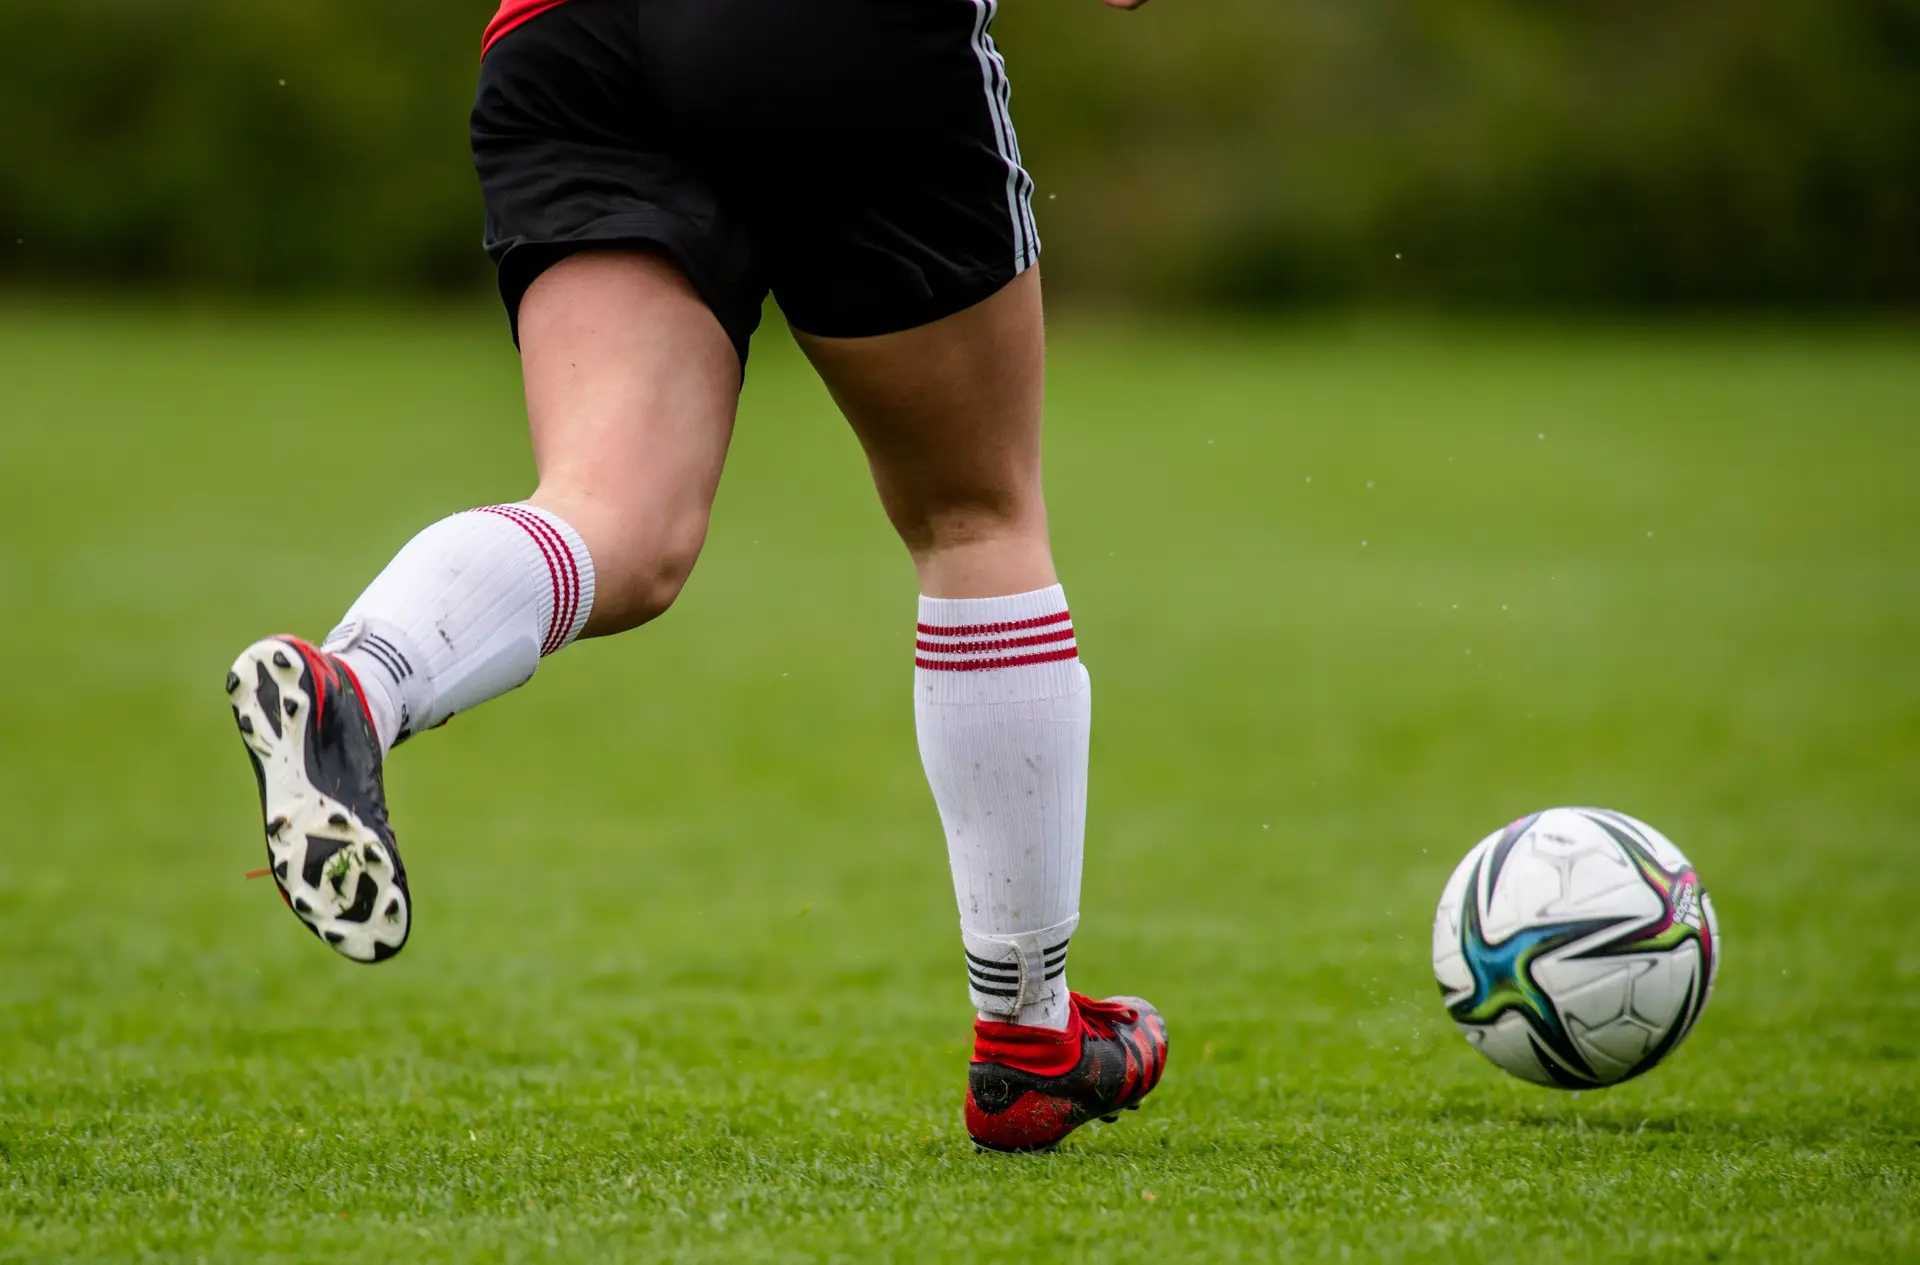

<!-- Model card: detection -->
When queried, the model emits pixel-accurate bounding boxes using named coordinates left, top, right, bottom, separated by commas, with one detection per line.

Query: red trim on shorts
left=482, top=0, right=572, bottom=58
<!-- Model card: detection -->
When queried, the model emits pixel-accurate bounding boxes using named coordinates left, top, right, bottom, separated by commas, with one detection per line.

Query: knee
left=540, top=495, right=708, bottom=636
left=607, top=555, right=696, bottom=630
left=597, top=515, right=707, bottom=631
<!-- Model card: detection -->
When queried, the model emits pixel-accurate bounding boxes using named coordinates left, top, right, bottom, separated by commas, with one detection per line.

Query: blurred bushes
left=3, top=0, right=1916, bottom=307
left=0, top=0, right=483, bottom=293
left=1005, top=0, right=1920, bottom=308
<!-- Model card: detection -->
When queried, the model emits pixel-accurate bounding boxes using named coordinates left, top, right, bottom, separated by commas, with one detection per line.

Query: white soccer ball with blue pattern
left=1432, top=807, right=1720, bottom=1087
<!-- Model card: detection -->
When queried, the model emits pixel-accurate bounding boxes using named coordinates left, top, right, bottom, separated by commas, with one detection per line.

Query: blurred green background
left=3, top=0, right=1917, bottom=309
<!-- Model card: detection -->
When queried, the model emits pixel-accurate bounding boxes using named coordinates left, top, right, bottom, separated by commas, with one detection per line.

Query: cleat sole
left=227, top=638, right=408, bottom=964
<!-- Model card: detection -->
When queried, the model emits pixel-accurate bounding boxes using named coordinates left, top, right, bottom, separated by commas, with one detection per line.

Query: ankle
left=912, top=530, right=1055, bottom=599
left=326, top=619, right=428, bottom=752
left=979, top=986, right=1073, bottom=1033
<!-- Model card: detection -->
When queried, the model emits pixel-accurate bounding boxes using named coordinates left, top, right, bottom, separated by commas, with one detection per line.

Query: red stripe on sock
left=532, top=509, right=582, bottom=651
left=473, top=506, right=565, bottom=655
left=495, top=506, right=576, bottom=654
left=497, top=505, right=582, bottom=656
left=914, top=647, right=1080, bottom=672
left=474, top=506, right=570, bottom=656
left=916, top=609, right=1070, bottom=638
left=916, top=626, right=1076, bottom=655
left=493, top=505, right=579, bottom=654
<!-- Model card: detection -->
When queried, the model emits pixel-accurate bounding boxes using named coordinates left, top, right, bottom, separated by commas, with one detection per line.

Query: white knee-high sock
left=322, top=504, right=595, bottom=751
left=915, top=584, right=1090, bottom=1031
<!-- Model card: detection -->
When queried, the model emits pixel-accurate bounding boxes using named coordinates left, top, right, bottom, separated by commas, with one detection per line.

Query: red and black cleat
left=966, top=993, right=1169, bottom=1152
left=226, top=635, right=410, bottom=963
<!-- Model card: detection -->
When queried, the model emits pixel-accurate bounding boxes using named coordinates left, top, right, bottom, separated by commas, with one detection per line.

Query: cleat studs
left=272, top=651, right=292, bottom=670
left=284, top=699, right=298, bottom=718
left=225, top=670, right=240, bottom=694
left=323, top=930, right=345, bottom=945
left=237, top=714, right=254, bottom=735
left=328, top=813, right=349, bottom=828
left=266, top=816, right=288, bottom=837
left=274, top=859, right=289, bottom=880
left=1100, top=1114, right=1120, bottom=1124
left=384, top=898, right=401, bottom=921
left=293, top=897, right=313, bottom=914
left=363, top=845, right=381, bottom=865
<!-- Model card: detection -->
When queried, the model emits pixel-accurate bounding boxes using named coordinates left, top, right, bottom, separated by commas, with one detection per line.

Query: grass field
left=1, top=306, right=1916, bottom=1261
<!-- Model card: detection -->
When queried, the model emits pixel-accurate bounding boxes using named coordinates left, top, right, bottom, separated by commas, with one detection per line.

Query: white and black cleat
left=227, top=636, right=410, bottom=963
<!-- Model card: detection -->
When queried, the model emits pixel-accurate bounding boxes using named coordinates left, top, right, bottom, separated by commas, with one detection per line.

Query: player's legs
left=228, top=0, right=772, bottom=961
left=727, top=0, right=1168, bottom=1146
left=799, top=267, right=1079, bottom=1025
left=335, top=250, right=737, bottom=749
left=228, top=249, right=739, bottom=961
left=797, top=268, right=1165, bottom=1150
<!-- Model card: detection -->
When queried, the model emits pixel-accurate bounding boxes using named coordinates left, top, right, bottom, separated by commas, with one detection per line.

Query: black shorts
left=471, top=0, right=1041, bottom=365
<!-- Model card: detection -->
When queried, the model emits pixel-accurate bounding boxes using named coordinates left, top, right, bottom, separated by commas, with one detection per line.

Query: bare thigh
left=793, top=268, right=1055, bottom=598
left=516, top=250, right=742, bottom=635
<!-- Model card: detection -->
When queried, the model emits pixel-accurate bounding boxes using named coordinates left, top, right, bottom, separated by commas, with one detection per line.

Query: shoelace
left=1070, top=993, right=1140, bottom=1040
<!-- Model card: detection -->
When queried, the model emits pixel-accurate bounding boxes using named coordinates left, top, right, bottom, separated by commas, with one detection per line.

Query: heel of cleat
left=965, top=993, right=1169, bottom=1152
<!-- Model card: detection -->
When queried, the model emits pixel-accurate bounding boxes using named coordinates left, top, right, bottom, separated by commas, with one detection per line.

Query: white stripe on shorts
left=968, top=0, right=1039, bottom=274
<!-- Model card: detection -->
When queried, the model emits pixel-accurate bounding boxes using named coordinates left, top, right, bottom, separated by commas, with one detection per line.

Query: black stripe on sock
left=969, top=947, right=1067, bottom=968
left=969, top=983, right=1020, bottom=998
left=359, top=639, right=407, bottom=684
left=1044, top=937, right=1072, bottom=954
left=366, top=634, right=412, bottom=678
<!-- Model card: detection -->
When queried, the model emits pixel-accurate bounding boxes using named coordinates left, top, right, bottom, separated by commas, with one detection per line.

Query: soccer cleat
left=965, top=993, right=1169, bottom=1152
left=226, top=636, right=410, bottom=963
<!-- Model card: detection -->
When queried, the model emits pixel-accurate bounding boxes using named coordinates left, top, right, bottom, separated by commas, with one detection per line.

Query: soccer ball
left=1432, top=807, right=1719, bottom=1088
